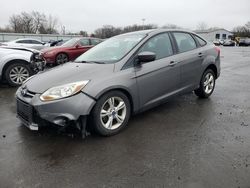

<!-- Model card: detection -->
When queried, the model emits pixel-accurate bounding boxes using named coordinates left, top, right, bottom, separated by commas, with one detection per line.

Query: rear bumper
left=16, top=88, right=96, bottom=130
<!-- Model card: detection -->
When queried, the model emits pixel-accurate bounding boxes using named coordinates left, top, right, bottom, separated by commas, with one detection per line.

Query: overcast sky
left=1, top=0, right=250, bottom=33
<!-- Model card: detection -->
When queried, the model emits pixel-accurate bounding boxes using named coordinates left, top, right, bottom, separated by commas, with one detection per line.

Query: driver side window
left=139, top=33, right=173, bottom=60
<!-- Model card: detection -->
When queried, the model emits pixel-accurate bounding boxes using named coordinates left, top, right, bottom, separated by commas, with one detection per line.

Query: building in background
left=195, top=29, right=233, bottom=42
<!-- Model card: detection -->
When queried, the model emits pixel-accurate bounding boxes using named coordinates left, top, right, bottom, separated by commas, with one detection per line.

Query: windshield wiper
left=75, top=61, right=105, bottom=64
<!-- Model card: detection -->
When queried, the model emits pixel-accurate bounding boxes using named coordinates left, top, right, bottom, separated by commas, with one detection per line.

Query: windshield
left=61, top=38, right=79, bottom=47
left=75, top=34, right=146, bottom=64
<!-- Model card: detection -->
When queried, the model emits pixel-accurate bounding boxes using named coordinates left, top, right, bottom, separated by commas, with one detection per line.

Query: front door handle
left=169, top=61, right=178, bottom=67
left=198, top=52, right=203, bottom=57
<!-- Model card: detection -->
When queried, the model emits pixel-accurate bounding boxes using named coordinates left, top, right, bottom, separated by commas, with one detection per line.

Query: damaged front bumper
left=15, top=87, right=96, bottom=132
left=30, top=52, right=46, bottom=73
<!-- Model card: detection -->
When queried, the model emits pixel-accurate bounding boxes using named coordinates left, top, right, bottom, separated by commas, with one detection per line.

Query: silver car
left=0, top=47, right=45, bottom=86
left=1, top=38, right=49, bottom=50
left=16, top=29, right=220, bottom=137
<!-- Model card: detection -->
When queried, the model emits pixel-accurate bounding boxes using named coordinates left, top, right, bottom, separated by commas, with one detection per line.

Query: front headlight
left=40, top=81, right=89, bottom=101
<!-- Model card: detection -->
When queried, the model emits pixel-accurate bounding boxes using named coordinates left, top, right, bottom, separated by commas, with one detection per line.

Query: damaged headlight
left=40, top=81, right=89, bottom=102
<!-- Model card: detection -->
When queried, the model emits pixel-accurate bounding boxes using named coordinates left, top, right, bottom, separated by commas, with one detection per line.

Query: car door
left=70, top=38, right=92, bottom=59
left=171, top=32, right=204, bottom=91
left=134, top=33, right=181, bottom=109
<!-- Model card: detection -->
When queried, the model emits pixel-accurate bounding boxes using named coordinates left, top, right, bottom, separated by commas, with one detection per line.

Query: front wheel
left=5, top=62, right=32, bottom=87
left=194, top=69, right=216, bottom=98
left=91, top=91, right=131, bottom=136
left=56, top=53, right=68, bottom=64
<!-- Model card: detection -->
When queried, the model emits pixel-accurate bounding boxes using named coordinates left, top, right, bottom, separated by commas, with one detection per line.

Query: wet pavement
left=0, top=47, right=250, bottom=188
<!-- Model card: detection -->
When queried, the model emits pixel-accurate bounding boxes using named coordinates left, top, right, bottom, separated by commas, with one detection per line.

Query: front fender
left=0, top=54, right=31, bottom=75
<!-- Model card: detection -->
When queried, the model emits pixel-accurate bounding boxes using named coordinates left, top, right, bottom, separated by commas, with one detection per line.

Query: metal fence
left=0, top=33, right=82, bottom=42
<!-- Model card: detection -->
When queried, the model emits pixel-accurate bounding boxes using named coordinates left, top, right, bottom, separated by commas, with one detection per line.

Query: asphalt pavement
left=0, top=47, right=250, bottom=188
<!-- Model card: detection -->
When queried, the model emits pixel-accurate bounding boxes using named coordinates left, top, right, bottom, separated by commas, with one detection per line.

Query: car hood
left=41, top=46, right=69, bottom=53
left=0, top=47, right=34, bottom=59
left=25, top=62, right=114, bottom=93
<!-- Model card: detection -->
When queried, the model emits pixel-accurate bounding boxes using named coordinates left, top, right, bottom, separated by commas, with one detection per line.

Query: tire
left=194, top=69, right=216, bottom=98
left=91, top=91, right=131, bottom=136
left=56, top=53, right=68, bottom=64
left=5, top=62, right=32, bottom=87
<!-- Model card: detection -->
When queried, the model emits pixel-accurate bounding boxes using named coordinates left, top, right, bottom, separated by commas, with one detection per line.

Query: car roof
left=120, top=28, right=198, bottom=37
left=14, top=38, right=42, bottom=42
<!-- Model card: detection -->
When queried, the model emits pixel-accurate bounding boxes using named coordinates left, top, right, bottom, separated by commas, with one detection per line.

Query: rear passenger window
left=79, top=39, right=90, bottom=46
left=173, top=32, right=197, bottom=53
left=91, top=39, right=102, bottom=45
left=139, top=33, right=173, bottom=60
left=194, top=35, right=207, bottom=46
left=31, top=40, right=42, bottom=44
left=16, top=40, right=30, bottom=44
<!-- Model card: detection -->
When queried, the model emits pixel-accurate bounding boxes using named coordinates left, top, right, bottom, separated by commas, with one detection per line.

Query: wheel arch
left=55, top=52, right=69, bottom=60
left=204, top=64, right=218, bottom=79
left=1, top=59, right=30, bottom=80
left=91, top=87, right=135, bottom=114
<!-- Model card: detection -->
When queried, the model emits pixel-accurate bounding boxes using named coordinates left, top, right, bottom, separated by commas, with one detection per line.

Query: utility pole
left=142, top=18, right=146, bottom=30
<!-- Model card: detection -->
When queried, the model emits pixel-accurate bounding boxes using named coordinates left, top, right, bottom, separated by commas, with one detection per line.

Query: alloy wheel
left=203, top=72, right=214, bottom=94
left=100, top=97, right=127, bottom=130
left=56, top=54, right=68, bottom=64
left=9, top=66, right=30, bottom=85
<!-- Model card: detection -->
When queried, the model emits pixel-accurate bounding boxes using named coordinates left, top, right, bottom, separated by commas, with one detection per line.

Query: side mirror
left=75, top=44, right=80, bottom=48
left=137, top=51, right=156, bottom=63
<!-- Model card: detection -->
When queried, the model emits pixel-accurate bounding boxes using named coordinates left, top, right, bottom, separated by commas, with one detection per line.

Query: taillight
left=215, top=46, right=220, bottom=55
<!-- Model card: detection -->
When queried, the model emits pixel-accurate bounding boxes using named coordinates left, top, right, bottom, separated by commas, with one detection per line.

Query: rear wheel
left=56, top=53, right=68, bottom=64
left=91, top=91, right=131, bottom=136
left=194, top=69, right=216, bottom=98
left=5, top=62, right=32, bottom=87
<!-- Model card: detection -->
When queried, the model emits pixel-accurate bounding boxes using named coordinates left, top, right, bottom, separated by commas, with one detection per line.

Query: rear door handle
left=198, top=52, right=203, bottom=57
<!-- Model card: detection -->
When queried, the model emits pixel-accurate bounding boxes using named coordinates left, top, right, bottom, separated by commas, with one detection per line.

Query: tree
left=94, top=25, right=122, bottom=38
left=233, top=25, right=250, bottom=37
left=31, top=11, right=46, bottom=34
left=8, top=11, right=59, bottom=34
left=45, top=15, right=58, bottom=34
left=93, top=24, right=157, bottom=39
left=80, top=30, right=88, bottom=37
left=196, top=22, right=208, bottom=31
left=245, top=21, right=250, bottom=29
left=9, top=14, right=22, bottom=33
left=162, top=24, right=181, bottom=29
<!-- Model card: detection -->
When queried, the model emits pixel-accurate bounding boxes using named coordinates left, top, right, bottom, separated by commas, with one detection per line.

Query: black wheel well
left=205, top=64, right=218, bottom=79
left=1, top=59, right=29, bottom=80
left=56, top=52, right=68, bottom=58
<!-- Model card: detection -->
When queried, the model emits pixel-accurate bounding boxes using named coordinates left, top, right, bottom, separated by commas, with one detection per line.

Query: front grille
left=16, top=99, right=33, bottom=124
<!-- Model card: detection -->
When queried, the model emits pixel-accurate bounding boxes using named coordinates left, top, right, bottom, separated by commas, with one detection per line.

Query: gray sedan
left=16, top=29, right=220, bottom=137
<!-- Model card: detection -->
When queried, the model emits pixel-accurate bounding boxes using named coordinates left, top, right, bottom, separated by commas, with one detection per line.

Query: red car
left=41, top=37, right=102, bottom=65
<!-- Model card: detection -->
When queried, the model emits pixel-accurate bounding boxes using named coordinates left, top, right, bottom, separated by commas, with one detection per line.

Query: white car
left=1, top=38, right=50, bottom=50
left=0, top=47, right=45, bottom=86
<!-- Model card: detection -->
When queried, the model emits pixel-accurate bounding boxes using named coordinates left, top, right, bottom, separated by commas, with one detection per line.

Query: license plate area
left=16, top=98, right=33, bottom=125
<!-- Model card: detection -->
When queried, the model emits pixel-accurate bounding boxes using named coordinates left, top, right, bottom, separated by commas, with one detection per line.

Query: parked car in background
left=1, top=38, right=49, bottom=50
left=213, top=40, right=220, bottom=46
left=16, top=29, right=220, bottom=137
left=47, top=39, right=64, bottom=47
left=223, top=40, right=236, bottom=46
left=213, top=39, right=225, bottom=46
left=41, top=37, right=103, bottom=65
left=239, top=38, right=250, bottom=46
left=0, top=47, right=45, bottom=86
